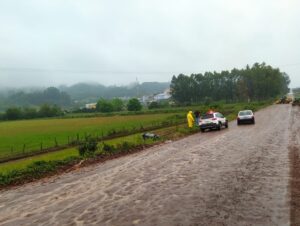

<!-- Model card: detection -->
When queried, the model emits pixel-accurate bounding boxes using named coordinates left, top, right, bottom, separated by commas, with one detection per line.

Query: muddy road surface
left=0, top=105, right=299, bottom=226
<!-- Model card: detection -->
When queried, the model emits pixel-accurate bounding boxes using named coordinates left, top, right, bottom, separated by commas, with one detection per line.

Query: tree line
left=0, top=87, right=71, bottom=111
left=170, top=63, right=290, bottom=104
left=93, top=98, right=142, bottom=113
left=90, top=98, right=171, bottom=113
left=0, top=104, right=63, bottom=121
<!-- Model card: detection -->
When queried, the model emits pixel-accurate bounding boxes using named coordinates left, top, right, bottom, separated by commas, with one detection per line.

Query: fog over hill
left=0, top=82, right=170, bottom=111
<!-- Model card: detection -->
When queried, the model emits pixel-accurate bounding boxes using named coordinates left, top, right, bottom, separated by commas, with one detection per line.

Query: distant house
left=141, top=95, right=149, bottom=103
left=153, top=89, right=171, bottom=101
left=85, top=103, right=97, bottom=109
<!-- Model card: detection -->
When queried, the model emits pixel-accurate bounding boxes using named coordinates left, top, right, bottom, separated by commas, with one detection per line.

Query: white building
left=85, top=103, right=97, bottom=109
left=153, top=89, right=171, bottom=101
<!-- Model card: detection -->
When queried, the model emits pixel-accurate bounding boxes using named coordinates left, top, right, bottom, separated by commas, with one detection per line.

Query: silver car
left=237, top=110, right=255, bottom=125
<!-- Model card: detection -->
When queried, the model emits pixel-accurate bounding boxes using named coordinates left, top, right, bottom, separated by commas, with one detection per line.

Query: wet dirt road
left=0, top=104, right=299, bottom=226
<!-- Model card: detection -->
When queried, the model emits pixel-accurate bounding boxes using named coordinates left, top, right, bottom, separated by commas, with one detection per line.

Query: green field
left=0, top=113, right=182, bottom=159
left=0, top=131, right=164, bottom=174
left=0, top=101, right=271, bottom=160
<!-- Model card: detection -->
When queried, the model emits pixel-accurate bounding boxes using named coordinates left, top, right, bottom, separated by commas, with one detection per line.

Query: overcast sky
left=0, top=0, right=300, bottom=88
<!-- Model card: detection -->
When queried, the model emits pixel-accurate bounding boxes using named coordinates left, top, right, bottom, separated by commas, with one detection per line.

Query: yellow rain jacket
left=187, top=111, right=195, bottom=128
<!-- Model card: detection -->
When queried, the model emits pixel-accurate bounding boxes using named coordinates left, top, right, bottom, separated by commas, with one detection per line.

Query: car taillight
left=237, top=117, right=240, bottom=120
left=212, top=118, right=217, bottom=120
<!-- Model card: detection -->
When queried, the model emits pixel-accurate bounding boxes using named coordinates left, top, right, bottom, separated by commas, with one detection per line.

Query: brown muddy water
left=0, top=104, right=299, bottom=226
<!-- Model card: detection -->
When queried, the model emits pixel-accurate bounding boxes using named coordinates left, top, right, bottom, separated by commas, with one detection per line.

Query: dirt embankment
left=0, top=104, right=297, bottom=226
left=289, top=106, right=300, bottom=226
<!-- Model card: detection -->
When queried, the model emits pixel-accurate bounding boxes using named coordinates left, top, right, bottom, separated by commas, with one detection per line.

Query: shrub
left=5, top=107, right=22, bottom=120
left=127, top=98, right=142, bottom=111
left=111, top=98, right=124, bottom=111
left=0, top=156, right=80, bottom=186
left=96, top=99, right=114, bottom=113
left=78, top=137, right=98, bottom=157
left=148, top=101, right=160, bottom=109
left=39, top=104, right=63, bottom=118
left=102, top=143, right=116, bottom=153
left=118, top=141, right=133, bottom=151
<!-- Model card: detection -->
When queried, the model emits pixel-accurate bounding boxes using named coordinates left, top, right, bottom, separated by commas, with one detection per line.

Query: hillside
left=0, top=82, right=170, bottom=111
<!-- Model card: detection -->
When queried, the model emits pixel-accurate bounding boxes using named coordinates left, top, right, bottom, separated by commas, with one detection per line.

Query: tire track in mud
left=0, top=104, right=294, bottom=225
left=289, top=106, right=300, bottom=226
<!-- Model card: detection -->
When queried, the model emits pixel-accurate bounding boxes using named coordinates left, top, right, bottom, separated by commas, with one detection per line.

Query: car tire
left=237, top=120, right=240, bottom=126
left=217, top=123, right=221, bottom=130
left=252, top=119, right=255, bottom=124
left=201, top=128, right=205, bottom=133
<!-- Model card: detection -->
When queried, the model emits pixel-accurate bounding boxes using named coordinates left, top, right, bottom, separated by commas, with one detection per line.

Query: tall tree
left=170, top=63, right=290, bottom=104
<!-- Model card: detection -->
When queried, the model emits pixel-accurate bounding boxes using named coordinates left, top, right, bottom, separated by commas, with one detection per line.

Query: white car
left=199, top=111, right=228, bottom=132
left=237, top=110, right=255, bottom=125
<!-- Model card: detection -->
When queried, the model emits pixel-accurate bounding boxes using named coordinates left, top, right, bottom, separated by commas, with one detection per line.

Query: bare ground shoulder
left=289, top=106, right=300, bottom=226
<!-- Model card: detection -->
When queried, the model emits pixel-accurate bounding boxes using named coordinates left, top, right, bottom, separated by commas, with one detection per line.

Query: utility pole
left=136, top=77, right=140, bottom=97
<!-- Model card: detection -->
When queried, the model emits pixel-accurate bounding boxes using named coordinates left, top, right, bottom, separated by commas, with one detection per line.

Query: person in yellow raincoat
left=187, top=111, right=195, bottom=128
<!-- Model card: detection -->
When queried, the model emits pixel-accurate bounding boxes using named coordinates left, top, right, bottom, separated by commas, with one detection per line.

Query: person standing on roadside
left=194, top=110, right=200, bottom=126
left=187, top=111, right=195, bottom=128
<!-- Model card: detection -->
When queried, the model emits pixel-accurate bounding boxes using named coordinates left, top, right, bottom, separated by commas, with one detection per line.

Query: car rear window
left=239, top=111, right=252, bottom=116
left=201, top=114, right=214, bottom=119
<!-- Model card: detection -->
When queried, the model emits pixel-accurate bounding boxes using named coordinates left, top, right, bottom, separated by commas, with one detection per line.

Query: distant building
left=85, top=103, right=97, bottom=109
left=153, top=89, right=171, bottom=101
left=141, top=95, right=150, bottom=103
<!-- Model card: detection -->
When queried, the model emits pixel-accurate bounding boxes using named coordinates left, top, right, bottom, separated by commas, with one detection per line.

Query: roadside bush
left=26, top=161, right=57, bottom=176
left=0, top=156, right=80, bottom=186
left=102, top=143, right=116, bottom=153
left=117, top=141, right=134, bottom=152
left=78, top=137, right=98, bottom=157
